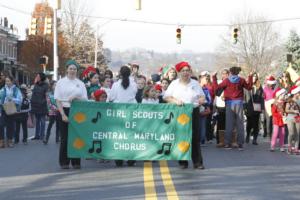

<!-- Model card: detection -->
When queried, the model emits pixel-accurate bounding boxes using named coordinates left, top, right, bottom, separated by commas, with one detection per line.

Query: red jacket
left=212, top=75, right=253, bottom=101
left=271, top=102, right=285, bottom=126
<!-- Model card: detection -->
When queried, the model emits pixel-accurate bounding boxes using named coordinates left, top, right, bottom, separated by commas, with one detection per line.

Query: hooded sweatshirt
left=212, top=74, right=253, bottom=104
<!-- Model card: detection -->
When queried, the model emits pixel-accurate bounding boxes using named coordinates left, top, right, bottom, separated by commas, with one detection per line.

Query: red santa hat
left=266, top=76, right=277, bottom=85
left=93, top=89, right=107, bottom=101
left=289, top=85, right=300, bottom=95
left=175, top=61, right=191, bottom=72
left=295, top=77, right=300, bottom=86
left=273, top=88, right=286, bottom=98
left=82, top=66, right=97, bottom=78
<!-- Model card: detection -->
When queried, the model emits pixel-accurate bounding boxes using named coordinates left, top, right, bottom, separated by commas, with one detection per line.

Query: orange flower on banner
left=73, top=112, right=86, bottom=123
left=177, top=114, right=190, bottom=126
left=178, top=141, right=190, bottom=153
left=73, top=138, right=85, bottom=149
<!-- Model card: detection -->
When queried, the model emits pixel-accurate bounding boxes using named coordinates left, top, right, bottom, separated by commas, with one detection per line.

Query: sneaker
left=294, top=149, right=300, bottom=155
left=194, top=164, right=205, bottom=170
left=72, top=165, right=81, bottom=169
left=180, top=164, right=188, bottom=169
left=238, top=144, right=244, bottom=151
left=280, top=147, right=285, bottom=152
left=7, top=140, right=14, bottom=148
left=245, top=137, right=250, bottom=143
left=127, top=160, right=136, bottom=167
left=270, top=148, right=275, bottom=152
left=61, top=165, right=69, bottom=169
left=115, top=160, right=123, bottom=167
left=31, top=137, right=40, bottom=140
left=224, top=145, right=232, bottom=150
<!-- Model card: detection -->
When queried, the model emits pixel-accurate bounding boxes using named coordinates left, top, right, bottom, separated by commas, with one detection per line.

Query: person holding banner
left=164, top=61, right=205, bottom=169
left=54, top=60, right=88, bottom=169
left=109, top=65, right=138, bottom=167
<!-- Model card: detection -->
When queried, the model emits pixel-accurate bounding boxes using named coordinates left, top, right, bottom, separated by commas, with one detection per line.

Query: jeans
left=225, top=103, right=245, bottom=146
left=199, top=116, right=207, bottom=144
left=34, top=114, right=46, bottom=139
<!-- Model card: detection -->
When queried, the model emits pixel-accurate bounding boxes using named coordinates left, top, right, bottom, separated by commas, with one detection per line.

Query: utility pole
left=53, top=0, right=61, bottom=80
left=94, top=25, right=99, bottom=68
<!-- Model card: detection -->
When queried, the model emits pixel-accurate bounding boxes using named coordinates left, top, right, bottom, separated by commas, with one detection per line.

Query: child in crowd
left=99, top=75, right=111, bottom=101
left=87, top=72, right=100, bottom=99
left=285, top=86, right=300, bottom=154
left=93, top=89, right=107, bottom=102
left=14, top=87, right=31, bottom=145
left=159, top=78, right=170, bottom=103
left=270, top=88, right=287, bottom=152
left=142, top=85, right=159, bottom=104
left=135, top=75, right=146, bottom=103
left=44, top=81, right=60, bottom=144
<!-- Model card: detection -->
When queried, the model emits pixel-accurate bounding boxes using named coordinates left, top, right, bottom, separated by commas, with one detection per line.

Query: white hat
left=266, top=76, right=277, bottom=85
left=274, top=88, right=286, bottom=98
left=290, top=85, right=300, bottom=95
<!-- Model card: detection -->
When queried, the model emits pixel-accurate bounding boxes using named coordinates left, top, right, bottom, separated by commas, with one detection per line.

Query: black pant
left=179, top=108, right=203, bottom=167
left=263, top=111, right=273, bottom=137
left=0, top=111, right=15, bottom=140
left=59, top=108, right=80, bottom=167
left=206, top=106, right=214, bottom=141
left=45, top=115, right=60, bottom=142
left=15, top=113, right=28, bottom=143
left=246, top=114, right=260, bottom=142
left=216, top=108, right=226, bottom=144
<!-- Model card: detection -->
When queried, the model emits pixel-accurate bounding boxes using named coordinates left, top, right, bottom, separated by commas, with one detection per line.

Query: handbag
left=27, top=114, right=35, bottom=128
left=251, top=91, right=262, bottom=112
left=3, top=101, right=17, bottom=115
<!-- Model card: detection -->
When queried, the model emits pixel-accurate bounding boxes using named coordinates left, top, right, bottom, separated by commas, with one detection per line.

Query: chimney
left=4, top=17, right=8, bottom=27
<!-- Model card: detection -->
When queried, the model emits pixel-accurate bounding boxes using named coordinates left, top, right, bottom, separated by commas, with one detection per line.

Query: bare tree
left=61, top=0, right=107, bottom=68
left=215, top=12, right=282, bottom=77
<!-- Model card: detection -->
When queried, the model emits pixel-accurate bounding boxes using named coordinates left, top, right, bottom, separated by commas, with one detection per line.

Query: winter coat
left=244, top=85, right=264, bottom=116
left=212, top=75, right=253, bottom=102
left=30, top=81, right=48, bottom=115
left=272, top=101, right=285, bottom=126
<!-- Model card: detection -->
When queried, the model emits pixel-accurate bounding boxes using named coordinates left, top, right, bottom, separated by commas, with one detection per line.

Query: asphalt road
left=1, top=128, right=300, bottom=200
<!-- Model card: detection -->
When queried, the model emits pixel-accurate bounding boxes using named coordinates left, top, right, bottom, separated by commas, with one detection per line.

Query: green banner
left=68, top=101, right=193, bottom=160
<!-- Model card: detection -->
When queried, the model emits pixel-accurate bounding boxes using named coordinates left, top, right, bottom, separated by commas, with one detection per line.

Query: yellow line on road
left=159, top=160, right=179, bottom=200
left=144, top=161, right=158, bottom=200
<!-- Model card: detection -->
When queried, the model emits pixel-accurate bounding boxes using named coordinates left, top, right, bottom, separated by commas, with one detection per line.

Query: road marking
left=144, top=162, right=158, bottom=200
left=159, top=161, right=179, bottom=200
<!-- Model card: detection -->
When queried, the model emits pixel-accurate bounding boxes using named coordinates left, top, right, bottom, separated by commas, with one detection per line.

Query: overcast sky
left=1, top=0, right=300, bottom=53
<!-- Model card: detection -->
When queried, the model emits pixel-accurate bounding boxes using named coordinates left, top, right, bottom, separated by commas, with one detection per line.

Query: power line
left=0, top=3, right=31, bottom=15
left=1, top=2, right=300, bottom=27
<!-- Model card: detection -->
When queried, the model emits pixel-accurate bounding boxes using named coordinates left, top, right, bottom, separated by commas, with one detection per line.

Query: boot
left=216, top=131, right=225, bottom=148
left=231, top=130, right=239, bottom=148
left=7, top=140, right=14, bottom=148
left=0, top=139, right=5, bottom=148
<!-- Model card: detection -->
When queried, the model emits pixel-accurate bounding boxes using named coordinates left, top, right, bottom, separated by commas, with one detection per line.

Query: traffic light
left=39, top=57, right=47, bottom=65
left=44, top=17, right=52, bottom=35
left=176, top=28, right=181, bottom=44
left=233, top=27, right=239, bottom=44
